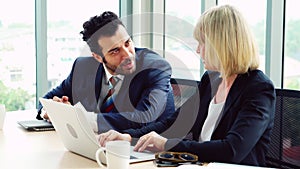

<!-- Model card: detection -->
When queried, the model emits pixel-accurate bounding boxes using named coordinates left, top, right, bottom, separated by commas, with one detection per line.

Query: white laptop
left=39, top=98, right=155, bottom=164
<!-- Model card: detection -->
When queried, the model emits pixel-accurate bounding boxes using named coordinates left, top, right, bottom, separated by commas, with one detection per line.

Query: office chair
left=170, top=78, right=199, bottom=111
left=157, top=78, right=200, bottom=139
left=266, top=88, right=300, bottom=169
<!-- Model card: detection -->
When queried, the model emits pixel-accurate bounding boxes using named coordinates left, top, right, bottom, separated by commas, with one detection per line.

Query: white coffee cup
left=95, top=140, right=130, bottom=169
left=0, top=104, right=6, bottom=130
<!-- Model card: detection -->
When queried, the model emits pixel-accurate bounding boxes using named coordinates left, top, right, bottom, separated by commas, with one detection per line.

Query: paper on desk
left=176, top=162, right=273, bottom=169
left=206, top=162, right=273, bottom=168
left=177, top=164, right=206, bottom=168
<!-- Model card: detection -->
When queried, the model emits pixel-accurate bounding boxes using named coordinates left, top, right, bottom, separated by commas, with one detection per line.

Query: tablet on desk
left=17, top=120, right=55, bottom=131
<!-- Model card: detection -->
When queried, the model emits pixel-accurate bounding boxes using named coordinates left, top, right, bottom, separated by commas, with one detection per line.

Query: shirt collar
left=103, top=64, right=124, bottom=84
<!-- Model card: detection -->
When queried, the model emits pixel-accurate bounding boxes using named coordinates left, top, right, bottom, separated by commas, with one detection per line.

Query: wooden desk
left=0, top=110, right=157, bottom=169
left=0, top=110, right=275, bottom=169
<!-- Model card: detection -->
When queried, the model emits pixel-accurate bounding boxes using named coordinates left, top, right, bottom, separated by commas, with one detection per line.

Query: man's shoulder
left=75, top=56, right=95, bottom=62
left=135, top=47, right=165, bottom=61
left=135, top=47, right=156, bottom=55
left=71, top=56, right=101, bottom=72
left=74, top=56, right=99, bottom=66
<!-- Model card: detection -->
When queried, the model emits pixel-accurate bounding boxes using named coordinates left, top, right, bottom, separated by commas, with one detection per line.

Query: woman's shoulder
left=239, top=69, right=275, bottom=93
left=246, top=69, right=273, bottom=84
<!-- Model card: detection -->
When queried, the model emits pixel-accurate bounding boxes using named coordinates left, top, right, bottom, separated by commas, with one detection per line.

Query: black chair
left=170, top=78, right=199, bottom=111
left=266, top=89, right=300, bottom=169
left=156, top=78, right=200, bottom=139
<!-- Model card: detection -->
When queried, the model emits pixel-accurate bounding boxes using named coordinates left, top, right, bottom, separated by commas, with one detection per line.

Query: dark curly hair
left=80, top=11, right=124, bottom=56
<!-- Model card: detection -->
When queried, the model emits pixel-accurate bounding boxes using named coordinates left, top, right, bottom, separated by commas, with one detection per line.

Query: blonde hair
left=193, top=5, right=259, bottom=78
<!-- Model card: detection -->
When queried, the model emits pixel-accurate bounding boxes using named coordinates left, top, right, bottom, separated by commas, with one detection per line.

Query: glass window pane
left=284, top=0, right=300, bottom=90
left=165, top=0, right=201, bottom=80
left=218, top=0, right=267, bottom=73
left=0, top=1, right=35, bottom=111
left=47, top=0, right=119, bottom=90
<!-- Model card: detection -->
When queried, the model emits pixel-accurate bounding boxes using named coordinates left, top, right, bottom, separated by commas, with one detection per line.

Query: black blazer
left=165, top=70, right=276, bottom=167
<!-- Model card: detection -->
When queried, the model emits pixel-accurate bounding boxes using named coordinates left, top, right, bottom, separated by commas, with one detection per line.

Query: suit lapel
left=95, top=64, right=104, bottom=101
left=211, top=74, right=248, bottom=139
left=211, top=73, right=250, bottom=138
left=113, top=74, right=135, bottom=112
left=222, top=73, right=248, bottom=116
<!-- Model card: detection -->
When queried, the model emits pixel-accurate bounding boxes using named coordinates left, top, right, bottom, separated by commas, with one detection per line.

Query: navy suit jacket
left=165, top=70, right=276, bottom=167
left=37, top=48, right=175, bottom=134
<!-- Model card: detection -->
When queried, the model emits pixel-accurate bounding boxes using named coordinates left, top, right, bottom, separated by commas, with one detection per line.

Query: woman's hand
left=134, top=131, right=167, bottom=153
left=97, top=130, right=132, bottom=147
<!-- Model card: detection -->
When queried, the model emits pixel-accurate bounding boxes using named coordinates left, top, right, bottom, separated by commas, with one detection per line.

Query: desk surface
left=0, top=110, right=158, bottom=169
left=0, top=110, right=274, bottom=169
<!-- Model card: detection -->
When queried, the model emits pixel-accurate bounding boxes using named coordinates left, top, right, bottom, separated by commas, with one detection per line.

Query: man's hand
left=52, top=96, right=71, bottom=105
left=43, top=96, right=71, bottom=122
left=42, top=111, right=50, bottom=121
left=133, top=131, right=167, bottom=153
left=97, top=130, right=132, bottom=147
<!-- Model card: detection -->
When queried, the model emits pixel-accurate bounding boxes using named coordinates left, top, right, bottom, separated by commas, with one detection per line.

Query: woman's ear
left=92, top=52, right=104, bottom=63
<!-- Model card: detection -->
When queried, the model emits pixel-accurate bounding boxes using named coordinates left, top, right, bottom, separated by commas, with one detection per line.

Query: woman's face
left=196, top=42, right=211, bottom=70
left=196, top=40, right=218, bottom=71
left=196, top=42, right=205, bottom=59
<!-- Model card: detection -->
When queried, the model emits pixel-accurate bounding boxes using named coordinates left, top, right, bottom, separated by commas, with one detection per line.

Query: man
left=37, top=11, right=175, bottom=135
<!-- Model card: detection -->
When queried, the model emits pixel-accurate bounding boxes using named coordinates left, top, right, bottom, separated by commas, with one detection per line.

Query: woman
left=98, top=5, right=276, bottom=166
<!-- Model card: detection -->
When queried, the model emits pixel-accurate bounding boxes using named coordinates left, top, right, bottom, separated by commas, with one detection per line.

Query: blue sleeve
left=121, top=90, right=176, bottom=138
left=36, top=58, right=77, bottom=119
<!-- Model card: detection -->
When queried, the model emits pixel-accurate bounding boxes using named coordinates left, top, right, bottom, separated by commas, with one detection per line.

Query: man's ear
left=92, top=52, right=104, bottom=63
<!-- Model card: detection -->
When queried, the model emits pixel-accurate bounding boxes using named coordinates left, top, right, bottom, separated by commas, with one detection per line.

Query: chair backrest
left=170, top=78, right=199, bottom=111
left=266, top=88, right=300, bottom=169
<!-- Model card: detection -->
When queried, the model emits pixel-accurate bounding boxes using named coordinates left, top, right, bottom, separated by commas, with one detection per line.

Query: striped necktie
left=101, top=76, right=119, bottom=113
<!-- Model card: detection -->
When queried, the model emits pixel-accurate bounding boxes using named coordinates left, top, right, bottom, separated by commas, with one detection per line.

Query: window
left=0, top=0, right=299, bottom=113
left=0, top=0, right=35, bottom=111
left=47, top=0, right=119, bottom=90
left=165, top=0, right=201, bottom=80
left=284, top=0, right=300, bottom=90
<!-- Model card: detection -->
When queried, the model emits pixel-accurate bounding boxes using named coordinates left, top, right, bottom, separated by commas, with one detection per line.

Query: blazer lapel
left=113, top=74, right=134, bottom=111
left=222, top=73, right=249, bottom=115
left=210, top=73, right=250, bottom=139
left=211, top=73, right=249, bottom=137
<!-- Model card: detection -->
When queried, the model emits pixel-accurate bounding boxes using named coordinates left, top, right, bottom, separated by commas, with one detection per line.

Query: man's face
left=97, top=25, right=136, bottom=75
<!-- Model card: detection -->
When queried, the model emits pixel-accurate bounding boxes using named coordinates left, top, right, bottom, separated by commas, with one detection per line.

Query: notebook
left=39, top=98, right=155, bottom=164
left=17, top=119, right=54, bottom=131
